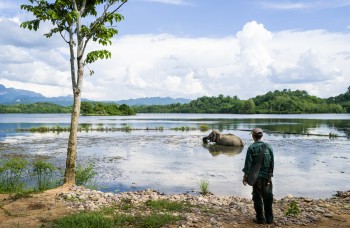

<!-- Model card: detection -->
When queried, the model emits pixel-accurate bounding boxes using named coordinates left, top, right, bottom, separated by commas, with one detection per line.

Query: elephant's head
left=208, top=130, right=220, bottom=143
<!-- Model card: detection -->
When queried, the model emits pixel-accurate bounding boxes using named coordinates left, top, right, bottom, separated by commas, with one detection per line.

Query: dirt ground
left=0, top=187, right=349, bottom=228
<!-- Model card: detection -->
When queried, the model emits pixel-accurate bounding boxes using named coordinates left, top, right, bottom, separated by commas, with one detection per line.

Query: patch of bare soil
left=0, top=187, right=349, bottom=228
left=0, top=187, right=71, bottom=228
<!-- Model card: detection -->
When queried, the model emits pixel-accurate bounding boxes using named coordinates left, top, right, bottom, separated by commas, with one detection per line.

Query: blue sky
left=1, top=0, right=350, bottom=100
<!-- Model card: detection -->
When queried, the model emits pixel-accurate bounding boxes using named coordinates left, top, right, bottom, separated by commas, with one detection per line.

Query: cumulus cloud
left=1, top=14, right=350, bottom=100
left=271, top=49, right=341, bottom=83
left=0, top=16, right=71, bottom=94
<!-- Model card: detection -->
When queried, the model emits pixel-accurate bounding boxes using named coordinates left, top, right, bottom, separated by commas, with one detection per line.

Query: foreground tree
left=21, top=0, right=127, bottom=185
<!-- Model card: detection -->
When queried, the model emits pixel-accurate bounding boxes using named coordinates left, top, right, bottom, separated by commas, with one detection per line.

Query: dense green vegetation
left=0, top=102, right=135, bottom=116
left=0, top=158, right=96, bottom=193
left=0, top=102, right=71, bottom=113
left=80, top=102, right=135, bottom=116
left=327, top=86, right=350, bottom=112
left=133, top=89, right=346, bottom=114
left=0, top=88, right=348, bottom=114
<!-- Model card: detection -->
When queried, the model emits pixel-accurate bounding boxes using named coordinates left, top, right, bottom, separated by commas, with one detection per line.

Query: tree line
left=133, top=89, right=349, bottom=114
left=0, top=88, right=349, bottom=114
left=0, top=102, right=135, bottom=116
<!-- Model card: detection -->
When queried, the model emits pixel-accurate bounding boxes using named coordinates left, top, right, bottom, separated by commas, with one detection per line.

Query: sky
left=1, top=0, right=350, bottom=101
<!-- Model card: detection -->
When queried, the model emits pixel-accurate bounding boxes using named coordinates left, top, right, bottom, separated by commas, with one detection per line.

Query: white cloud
left=1, top=14, right=350, bottom=100
left=271, top=49, right=341, bottom=83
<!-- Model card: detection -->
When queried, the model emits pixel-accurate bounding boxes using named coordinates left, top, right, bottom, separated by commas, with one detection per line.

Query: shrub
left=199, top=179, right=210, bottom=195
left=199, top=124, right=209, bottom=132
left=32, top=160, right=57, bottom=191
left=285, top=200, right=300, bottom=217
left=75, top=163, right=97, bottom=186
left=0, top=158, right=28, bottom=192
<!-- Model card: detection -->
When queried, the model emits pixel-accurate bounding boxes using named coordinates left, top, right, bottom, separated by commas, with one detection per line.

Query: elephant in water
left=203, top=130, right=244, bottom=146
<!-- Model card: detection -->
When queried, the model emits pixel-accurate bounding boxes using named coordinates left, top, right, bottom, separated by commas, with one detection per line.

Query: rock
left=315, top=208, right=326, bottom=213
left=324, top=213, right=333, bottom=218
left=78, top=194, right=88, bottom=200
left=304, top=198, right=313, bottom=203
left=56, top=187, right=350, bottom=227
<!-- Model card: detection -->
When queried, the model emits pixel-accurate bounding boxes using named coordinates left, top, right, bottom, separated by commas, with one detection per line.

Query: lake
left=0, top=113, right=349, bottom=199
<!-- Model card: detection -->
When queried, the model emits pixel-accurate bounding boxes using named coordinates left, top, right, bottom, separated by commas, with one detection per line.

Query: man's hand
left=242, top=175, right=248, bottom=186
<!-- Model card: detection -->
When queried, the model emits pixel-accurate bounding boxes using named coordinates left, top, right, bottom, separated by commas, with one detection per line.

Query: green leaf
left=85, top=50, right=112, bottom=65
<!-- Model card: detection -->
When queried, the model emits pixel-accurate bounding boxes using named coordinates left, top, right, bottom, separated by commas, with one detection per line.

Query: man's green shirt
left=242, top=141, right=274, bottom=179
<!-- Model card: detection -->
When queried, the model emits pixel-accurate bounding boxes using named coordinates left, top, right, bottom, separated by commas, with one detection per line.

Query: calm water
left=0, top=113, right=349, bottom=199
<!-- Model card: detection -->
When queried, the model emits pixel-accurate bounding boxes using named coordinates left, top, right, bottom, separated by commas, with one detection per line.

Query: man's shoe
left=266, top=220, right=274, bottom=224
left=253, top=219, right=265, bottom=224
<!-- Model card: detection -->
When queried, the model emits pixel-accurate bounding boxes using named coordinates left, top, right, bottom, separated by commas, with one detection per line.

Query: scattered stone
left=324, top=213, right=333, bottom=218
left=304, top=198, right=313, bottom=203
left=55, top=185, right=350, bottom=227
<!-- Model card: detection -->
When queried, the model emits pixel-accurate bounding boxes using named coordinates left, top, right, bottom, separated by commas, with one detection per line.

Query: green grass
left=199, top=179, right=210, bottom=195
left=75, top=163, right=97, bottom=186
left=133, top=213, right=183, bottom=228
left=53, top=211, right=114, bottom=228
left=285, top=200, right=300, bottom=217
left=145, top=199, right=191, bottom=212
left=17, top=126, right=71, bottom=133
left=0, top=158, right=96, bottom=194
left=199, top=124, right=209, bottom=132
left=52, top=199, right=187, bottom=228
left=171, top=126, right=196, bottom=131
left=121, top=125, right=132, bottom=132
left=0, top=158, right=28, bottom=193
left=32, top=160, right=57, bottom=191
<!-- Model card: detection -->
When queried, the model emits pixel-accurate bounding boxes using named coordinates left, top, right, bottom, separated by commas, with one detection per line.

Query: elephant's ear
left=212, top=131, right=217, bottom=142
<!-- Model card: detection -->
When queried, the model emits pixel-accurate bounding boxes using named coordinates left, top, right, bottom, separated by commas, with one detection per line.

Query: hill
left=0, top=84, right=191, bottom=106
left=0, top=84, right=78, bottom=106
left=133, top=90, right=347, bottom=114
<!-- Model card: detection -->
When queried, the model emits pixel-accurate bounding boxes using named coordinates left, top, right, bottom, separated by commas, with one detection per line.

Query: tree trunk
left=63, top=89, right=81, bottom=185
left=63, top=3, right=84, bottom=186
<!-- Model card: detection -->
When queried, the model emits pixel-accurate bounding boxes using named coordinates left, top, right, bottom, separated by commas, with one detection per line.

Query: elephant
left=203, top=130, right=244, bottom=146
left=203, top=144, right=244, bottom=157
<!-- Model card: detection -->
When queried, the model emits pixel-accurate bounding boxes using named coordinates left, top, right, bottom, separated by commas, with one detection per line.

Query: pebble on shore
left=57, top=186, right=350, bottom=227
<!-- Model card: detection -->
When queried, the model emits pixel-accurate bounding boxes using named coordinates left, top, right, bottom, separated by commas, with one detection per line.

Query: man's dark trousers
left=252, top=177, right=273, bottom=223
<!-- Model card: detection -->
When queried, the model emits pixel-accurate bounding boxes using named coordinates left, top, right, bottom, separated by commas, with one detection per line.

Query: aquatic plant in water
left=199, top=179, right=210, bottom=195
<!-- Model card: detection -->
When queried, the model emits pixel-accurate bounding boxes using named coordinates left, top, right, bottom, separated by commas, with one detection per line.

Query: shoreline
left=1, top=186, right=349, bottom=227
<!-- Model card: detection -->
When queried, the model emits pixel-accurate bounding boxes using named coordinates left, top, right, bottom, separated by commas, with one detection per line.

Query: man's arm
left=242, top=147, right=253, bottom=185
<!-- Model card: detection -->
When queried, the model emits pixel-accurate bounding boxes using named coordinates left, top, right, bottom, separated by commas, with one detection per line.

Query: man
left=242, top=128, right=274, bottom=224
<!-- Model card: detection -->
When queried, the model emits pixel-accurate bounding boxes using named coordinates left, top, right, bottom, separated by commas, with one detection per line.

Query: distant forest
left=0, top=88, right=349, bottom=114
left=133, top=88, right=350, bottom=114
left=0, top=102, right=135, bottom=116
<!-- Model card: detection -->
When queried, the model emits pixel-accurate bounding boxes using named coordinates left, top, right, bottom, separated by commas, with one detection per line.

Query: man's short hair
left=251, top=128, right=263, bottom=139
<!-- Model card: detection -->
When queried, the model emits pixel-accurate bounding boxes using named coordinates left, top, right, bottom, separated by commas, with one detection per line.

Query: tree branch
left=59, top=30, right=69, bottom=44
left=81, top=1, right=127, bottom=61
left=70, top=0, right=78, bottom=12
left=79, top=0, right=87, bottom=15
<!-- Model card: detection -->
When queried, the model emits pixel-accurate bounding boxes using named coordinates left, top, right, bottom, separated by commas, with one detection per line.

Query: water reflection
left=0, top=113, right=350, bottom=198
left=203, top=144, right=244, bottom=157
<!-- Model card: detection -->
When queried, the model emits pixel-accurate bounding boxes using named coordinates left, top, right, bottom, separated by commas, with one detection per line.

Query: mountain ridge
left=0, top=84, right=191, bottom=106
